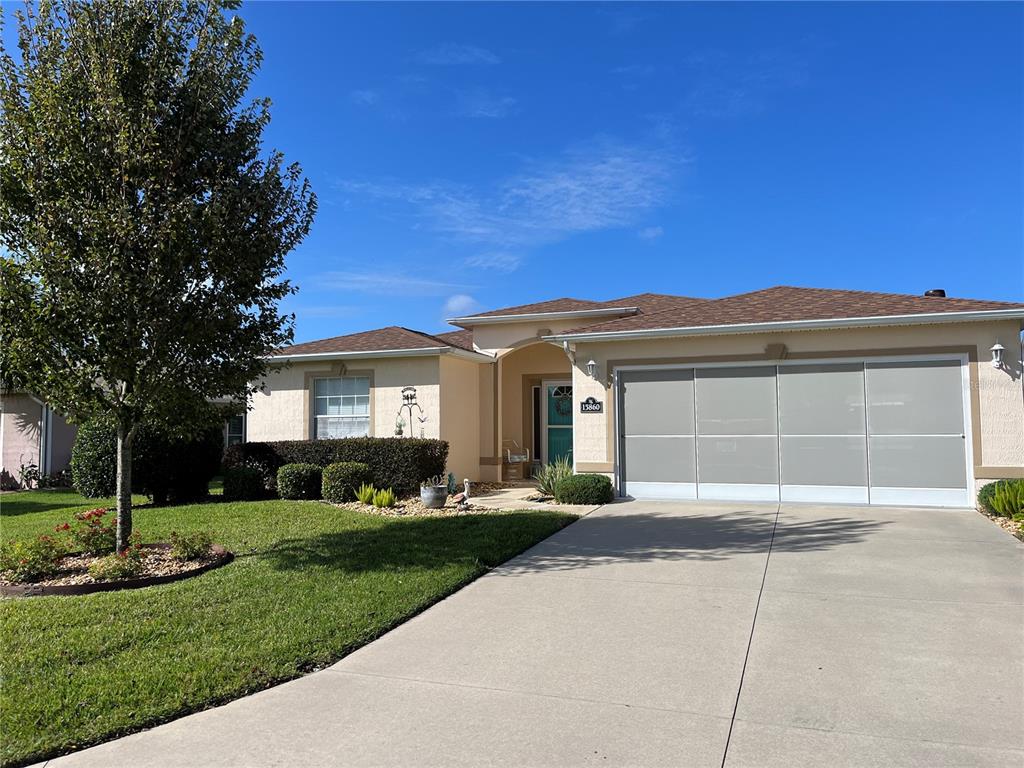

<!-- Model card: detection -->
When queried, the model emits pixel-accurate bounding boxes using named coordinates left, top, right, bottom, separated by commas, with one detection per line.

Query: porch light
left=586, top=359, right=597, bottom=378
left=990, top=342, right=1005, bottom=369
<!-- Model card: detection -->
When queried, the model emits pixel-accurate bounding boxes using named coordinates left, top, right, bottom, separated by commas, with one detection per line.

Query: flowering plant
left=88, top=533, right=144, bottom=581
left=66, top=508, right=116, bottom=555
left=0, top=535, right=66, bottom=582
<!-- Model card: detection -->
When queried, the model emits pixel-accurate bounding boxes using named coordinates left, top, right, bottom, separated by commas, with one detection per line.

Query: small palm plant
left=372, top=487, right=397, bottom=508
left=534, top=456, right=573, bottom=497
left=990, top=480, right=1024, bottom=517
left=355, top=483, right=376, bottom=505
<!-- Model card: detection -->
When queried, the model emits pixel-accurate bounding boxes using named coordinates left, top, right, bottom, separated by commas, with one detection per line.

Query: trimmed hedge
left=222, top=466, right=265, bottom=501
left=277, top=463, right=323, bottom=500
left=71, top=416, right=222, bottom=503
left=554, top=474, right=615, bottom=505
left=223, top=438, right=448, bottom=497
left=322, top=462, right=372, bottom=503
left=70, top=419, right=118, bottom=498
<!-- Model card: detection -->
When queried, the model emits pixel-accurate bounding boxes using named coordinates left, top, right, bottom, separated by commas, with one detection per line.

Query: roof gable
left=275, top=326, right=450, bottom=357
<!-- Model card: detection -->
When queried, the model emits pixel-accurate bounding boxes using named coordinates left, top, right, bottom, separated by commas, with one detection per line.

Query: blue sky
left=8, top=2, right=1024, bottom=342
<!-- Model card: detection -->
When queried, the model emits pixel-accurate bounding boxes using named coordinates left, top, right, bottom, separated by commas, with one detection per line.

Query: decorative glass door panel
left=545, top=384, right=573, bottom=464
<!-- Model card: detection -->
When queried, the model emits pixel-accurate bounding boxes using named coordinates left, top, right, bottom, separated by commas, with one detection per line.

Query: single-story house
left=0, top=391, right=78, bottom=489
left=244, top=285, right=1023, bottom=508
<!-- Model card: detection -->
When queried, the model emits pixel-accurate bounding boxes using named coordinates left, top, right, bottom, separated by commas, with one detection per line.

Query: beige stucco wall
left=0, top=394, right=76, bottom=488
left=570, top=320, right=1024, bottom=483
left=1, top=393, right=42, bottom=488
left=439, top=355, right=483, bottom=482
left=472, top=318, right=593, bottom=355
left=248, top=356, right=442, bottom=442
left=49, top=412, right=78, bottom=477
left=475, top=363, right=500, bottom=482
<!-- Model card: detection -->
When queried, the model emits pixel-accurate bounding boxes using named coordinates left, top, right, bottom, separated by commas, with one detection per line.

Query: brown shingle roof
left=558, top=286, right=1024, bottom=336
left=434, top=329, right=476, bottom=351
left=275, top=326, right=453, bottom=356
left=450, top=297, right=605, bottom=320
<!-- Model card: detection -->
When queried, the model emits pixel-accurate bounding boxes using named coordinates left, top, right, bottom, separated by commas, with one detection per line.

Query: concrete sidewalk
left=39, top=501, right=1024, bottom=767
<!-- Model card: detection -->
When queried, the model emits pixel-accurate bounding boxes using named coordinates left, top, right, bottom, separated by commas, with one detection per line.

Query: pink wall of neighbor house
left=0, top=393, right=78, bottom=489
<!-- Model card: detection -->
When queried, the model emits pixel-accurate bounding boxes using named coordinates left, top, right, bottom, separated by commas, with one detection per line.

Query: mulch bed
left=331, top=496, right=500, bottom=517
left=0, top=543, right=233, bottom=598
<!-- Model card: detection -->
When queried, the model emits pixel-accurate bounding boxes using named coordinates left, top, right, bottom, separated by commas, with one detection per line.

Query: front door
left=544, top=383, right=573, bottom=464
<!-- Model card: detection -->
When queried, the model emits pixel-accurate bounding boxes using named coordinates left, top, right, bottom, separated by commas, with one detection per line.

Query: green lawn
left=0, top=489, right=576, bottom=767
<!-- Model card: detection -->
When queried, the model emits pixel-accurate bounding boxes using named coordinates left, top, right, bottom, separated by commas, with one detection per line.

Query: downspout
left=38, top=403, right=49, bottom=477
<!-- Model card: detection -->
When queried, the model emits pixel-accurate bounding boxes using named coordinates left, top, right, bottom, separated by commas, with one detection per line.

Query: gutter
left=449, top=306, right=639, bottom=326
left=271, top=346, right=494, bottom=363
left=545, top=308, right=1024, bottom=343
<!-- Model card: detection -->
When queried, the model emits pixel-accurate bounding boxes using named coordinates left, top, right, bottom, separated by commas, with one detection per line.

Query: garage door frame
left=613, top=353, right=975, bottom=508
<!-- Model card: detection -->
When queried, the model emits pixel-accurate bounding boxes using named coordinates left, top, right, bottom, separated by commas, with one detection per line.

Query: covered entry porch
left=484, top=341, right=574, bottom=482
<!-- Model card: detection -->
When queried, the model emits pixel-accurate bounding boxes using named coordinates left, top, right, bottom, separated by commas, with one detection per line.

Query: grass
left=0, top=489, right=577, bottom=767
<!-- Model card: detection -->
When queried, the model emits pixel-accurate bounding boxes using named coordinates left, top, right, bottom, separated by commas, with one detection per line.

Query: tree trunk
left=115, top=423, right=135, bottom=552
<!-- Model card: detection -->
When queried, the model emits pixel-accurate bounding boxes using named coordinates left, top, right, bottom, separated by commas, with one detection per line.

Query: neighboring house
left=250, top=285, right=1024, bottom=508
left=0, top=392, right=78, bottom=489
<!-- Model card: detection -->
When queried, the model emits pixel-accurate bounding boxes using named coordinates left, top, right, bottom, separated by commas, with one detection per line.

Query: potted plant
left=394, top=417, right=404, bottom=437
left=420, top=474, right=448, bottom=509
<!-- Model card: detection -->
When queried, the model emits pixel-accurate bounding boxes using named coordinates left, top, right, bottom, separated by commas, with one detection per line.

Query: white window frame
left=226, top=413, right=246, bottom=446
left=313, top=376, right=371, bottom=439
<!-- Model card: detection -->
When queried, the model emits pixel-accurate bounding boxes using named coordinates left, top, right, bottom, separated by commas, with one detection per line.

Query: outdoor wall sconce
left=990, top=342, right=1005, bottom=369
left=586, top=359, right=597, bottom=378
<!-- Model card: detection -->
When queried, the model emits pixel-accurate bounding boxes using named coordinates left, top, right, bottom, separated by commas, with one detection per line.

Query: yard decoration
left=420, top=475, right=448, bottom=509
left=0, top=0, right=315, bottom=550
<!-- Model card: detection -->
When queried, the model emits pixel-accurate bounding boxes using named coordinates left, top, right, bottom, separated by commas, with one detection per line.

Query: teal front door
left=545, top=383, right=573, bottom=463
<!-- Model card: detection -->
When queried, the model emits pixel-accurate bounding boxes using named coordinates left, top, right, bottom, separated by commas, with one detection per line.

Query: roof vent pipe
left=923, top=289, right=946, bottom=298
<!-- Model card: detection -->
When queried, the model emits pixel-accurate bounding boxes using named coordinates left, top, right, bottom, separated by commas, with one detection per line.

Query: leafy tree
left=0, top=0, right=316, bottom=549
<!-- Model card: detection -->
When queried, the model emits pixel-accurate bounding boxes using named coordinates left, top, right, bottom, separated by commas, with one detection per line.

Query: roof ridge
left=400, top=327, right=463, bottom=347
left=718, top=285, right=1024, bottom=305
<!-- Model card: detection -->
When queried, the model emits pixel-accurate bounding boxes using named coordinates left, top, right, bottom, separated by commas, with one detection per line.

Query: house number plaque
left=579, top=397, right=603, bottom=414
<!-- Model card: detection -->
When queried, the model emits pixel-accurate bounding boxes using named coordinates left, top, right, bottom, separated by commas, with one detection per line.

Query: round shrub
left=554, top=474, right=615, bottom=505
left=71, top=415, right=222, bottom=503
left=322, top=462, right=372, bottom=503
left=70, top=418, right=118, bottom=498
left=277, top=463, right=323, bottom=500
left=136, top=424, right=223, bottom=505
left=223, top=466, right=265, bottom=501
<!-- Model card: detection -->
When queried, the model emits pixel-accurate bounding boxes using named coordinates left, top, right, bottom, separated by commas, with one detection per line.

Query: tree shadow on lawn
left=255, top=508, right=886, bottom=575
left=0, top=490, right=151, bottom=517
left=255, top=511, right=576, bottom=573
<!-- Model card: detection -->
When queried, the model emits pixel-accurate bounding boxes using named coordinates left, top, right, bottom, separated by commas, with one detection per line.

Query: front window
left=314, top=377, right=370, bottom=438
left=226, top=414, right=246, bottom=445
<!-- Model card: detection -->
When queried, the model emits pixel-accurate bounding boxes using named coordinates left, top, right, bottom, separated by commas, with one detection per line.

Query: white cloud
left=419, top=43, right=500, bottom=66
left=637, top=226, right=664, bottom=240
left=464, top=252, right=523, bottom=272
left=339, top=138, right=680, bottom=251
left=316, top=271, right=472, bottom=297
left=442, top=294, right=482, bottom=318
left=350, top=89, right=380, bottom=106
left=457, top=88, right=518, bottom=119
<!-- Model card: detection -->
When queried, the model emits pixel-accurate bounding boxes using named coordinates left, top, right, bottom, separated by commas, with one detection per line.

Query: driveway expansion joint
left=720, top=502, right=781, bottom=768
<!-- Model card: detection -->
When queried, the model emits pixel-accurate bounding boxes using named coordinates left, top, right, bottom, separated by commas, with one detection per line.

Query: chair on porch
left=502, top=440, right=531, bottom=482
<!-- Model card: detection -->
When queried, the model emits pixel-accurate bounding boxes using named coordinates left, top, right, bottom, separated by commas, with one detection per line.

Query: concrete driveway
left=42, top=501, right=1024, bottom=767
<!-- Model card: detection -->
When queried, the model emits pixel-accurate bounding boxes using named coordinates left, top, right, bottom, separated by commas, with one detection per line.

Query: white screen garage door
left=617, top=359, right=970, bottom=507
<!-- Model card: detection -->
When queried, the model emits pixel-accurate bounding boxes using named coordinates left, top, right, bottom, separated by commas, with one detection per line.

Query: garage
left=616, top=357, right=972, bottom=507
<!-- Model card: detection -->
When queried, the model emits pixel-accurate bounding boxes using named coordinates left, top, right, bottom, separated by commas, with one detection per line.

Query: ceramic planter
left=420, top=485, right=447, bottom=508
